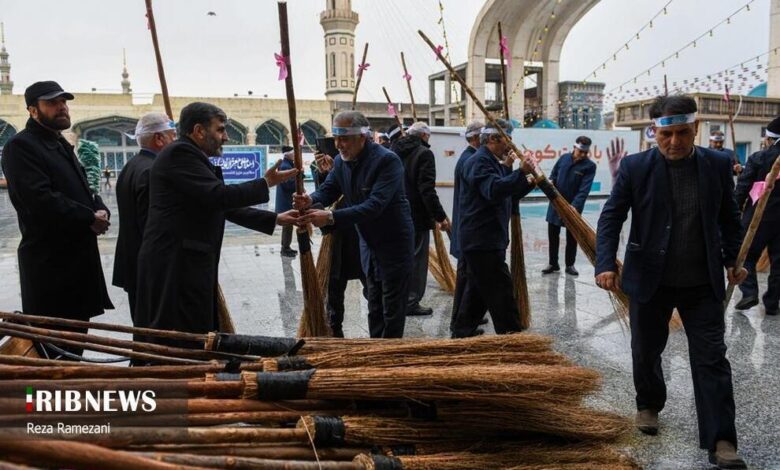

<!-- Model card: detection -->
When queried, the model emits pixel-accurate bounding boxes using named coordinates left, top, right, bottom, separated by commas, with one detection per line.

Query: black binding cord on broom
left=213, top=333, right=299, bottom=356
left=358, top=455, right=404, bottom=470
left=274, top=355, right=314, bottom=371
left=253, top=369, right=316, bottom=400
left=38, top=342, right=130, bottom=364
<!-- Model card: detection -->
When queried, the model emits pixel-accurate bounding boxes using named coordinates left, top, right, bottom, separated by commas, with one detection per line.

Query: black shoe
left=541, top=264, right=560, bottom=275
left=635, top=409, right=659, bottom=435
left=478, top=317, right=489, bottom=325
left=280, top=248, right=298, bottom=258
left=565, top=266, right=579, bottom=276
left=708, top=441, right=747, bottom=469
left=407, top=306, right=433, bottom=316
left=734, top=296, right=758, bottom=310
left=766, top=307, right=779, bottom=316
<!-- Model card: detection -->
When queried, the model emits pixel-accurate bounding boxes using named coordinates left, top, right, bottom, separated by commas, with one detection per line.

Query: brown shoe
left=708, top=441, right=747, bottom=469
left=635, top=409, right=658, bottom=435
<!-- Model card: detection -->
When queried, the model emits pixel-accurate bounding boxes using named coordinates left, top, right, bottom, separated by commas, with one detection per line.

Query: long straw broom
left=418, top=30, right=630, bottom=323
left=276, top=1, right=330, bottom=338
left=144, top=0, right=234, bottom=334
left=351, top=43, right=369, bottom=111
left=400, top=51, right=457, bottom=294
left=723, top=154, right=780, bottom=309
left=498, top=22, right=531, bottom=329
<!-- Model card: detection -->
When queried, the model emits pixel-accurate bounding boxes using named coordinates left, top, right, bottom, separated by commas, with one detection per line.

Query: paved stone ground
left=0, top=185, right=777, bottom=469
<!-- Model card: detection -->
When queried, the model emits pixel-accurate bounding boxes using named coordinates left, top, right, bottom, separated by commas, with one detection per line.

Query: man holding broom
left=295, top=111, right=414, bottom=338
left=451, top=119, right=535, bottom=338
left=732, top=116, right=780, bottom=316
left=134, top=102, right=299, bottom=347
left=595, top=95, right=748, bottom=469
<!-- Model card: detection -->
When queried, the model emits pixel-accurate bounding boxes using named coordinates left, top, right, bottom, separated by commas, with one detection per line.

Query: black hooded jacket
left=392, top=134, right=447, bottom=231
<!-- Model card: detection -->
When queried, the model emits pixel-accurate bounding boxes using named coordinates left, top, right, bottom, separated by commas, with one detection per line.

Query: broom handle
left=724, top=154, right=780, bottom=308
left=351, top=43, right=369, bottom=111
left=725, top=85, right=740, bottom=167
left=382, top=87, right=405, bottom=136
left=278, top=1, right=304, bottom=196
left=133, top=452, right=361, bottom=470
left=498, top=22, right=510, bottom=120
left=81, top=426, right=310, bottom=447
left=400, top=52, right=417, bottom=121
left=144, top=0, right=173, bottom=119
left=0, top=310, right=204, bottom=342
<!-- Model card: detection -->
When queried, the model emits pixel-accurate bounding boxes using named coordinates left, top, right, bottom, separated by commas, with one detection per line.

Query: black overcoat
left=134, top=137, right=277, bottom=336
left=1, top=118, right=113, bottom=319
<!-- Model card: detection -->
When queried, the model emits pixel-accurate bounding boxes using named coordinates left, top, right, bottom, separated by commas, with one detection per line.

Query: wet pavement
left=0, top=185, right=777, bottom=469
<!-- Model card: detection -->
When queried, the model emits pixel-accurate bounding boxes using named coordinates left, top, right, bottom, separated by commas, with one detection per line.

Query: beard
left=37, top=110, right=71, bottom=131
left=203, top=133, right=223, bottom=156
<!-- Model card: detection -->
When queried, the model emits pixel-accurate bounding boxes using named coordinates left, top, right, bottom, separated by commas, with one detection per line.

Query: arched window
left=226, top=119, right=247, bottom=145
left=350, top=53, right=354, bottom=79
left=341, top=52, right=348, bottom=78
left=0, top=119, right=18, bottom=148
left=76, top=116, right=138, bottom=172
left=330, top=53, right=336, bottom=78
left=255, top=120, right=288, bottom=152
left=300, top=120, right=327, bottom=147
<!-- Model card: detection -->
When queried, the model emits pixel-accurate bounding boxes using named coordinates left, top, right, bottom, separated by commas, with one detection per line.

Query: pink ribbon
left=274, top=53, right=288, bottom=81
left=387, top=103, right=397, bottom=116
left=357, top=62, right=370, bottom=78
left=434, top=45, right=444, bottom=60
left=749, top=173, right=780, bottom=204
left=403, top=72, right=412, bottom=82
left=500, top=36, right=512, bottom=68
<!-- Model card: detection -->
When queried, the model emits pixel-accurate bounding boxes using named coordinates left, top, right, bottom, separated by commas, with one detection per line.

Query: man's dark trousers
left=408, top=229, right=430, bottom=309
left=365, top=266, right=410, bottom=338
left=738, top=223, right=780, bottom=310
left=548, top=223, right=577, bottom=267
left=451, top=250, right=521, bottom=337
left=630, top=284, right=737, bottom=450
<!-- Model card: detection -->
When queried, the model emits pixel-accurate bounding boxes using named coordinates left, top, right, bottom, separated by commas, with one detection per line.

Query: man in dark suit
left=275, top=145, right=297, bottom=258
left=542, top=135, right=596, bottom=276
left=595, top=95, right=748, bottom=469
left=296, top=111, right=414, bottom=338
left=134, top=102, right=298, bottom=346
left=451, top=119, right=534, bottom=338
left=733, top=116, right=780, bottom=315
left=112, top=112, right=176, bottom=321
left=1, top=81, right=114, bottom=359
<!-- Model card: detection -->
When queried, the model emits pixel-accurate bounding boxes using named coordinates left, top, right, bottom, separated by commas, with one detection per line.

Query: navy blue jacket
left=734, top=143, right=780, bottom=225
left=457, top=145, right=533, bottom=254
left=596, top=146, right=743, bottom=303
left=274, top=157, right=295, bottom=213
left=311, top=141, right=414, bottom=280
left=546, top=153, right=596, bottom=226
left=450, top=145, right=477, bottom=258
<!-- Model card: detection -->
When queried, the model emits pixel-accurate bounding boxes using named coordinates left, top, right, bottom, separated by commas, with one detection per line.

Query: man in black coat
left=733, top=117, right=780, bottom=315
left=595, top=95, right=748, bottom=469
left=134, top=102, right=298, bottom=345
left=391, top=121, right=449, bottom=316
left=1, top=81, right=114, bottom=359
left=112, top=112, right=177, bottom=321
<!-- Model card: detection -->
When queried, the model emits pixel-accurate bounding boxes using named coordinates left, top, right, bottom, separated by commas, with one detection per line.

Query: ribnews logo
left=24, top=386, right=157, bottom=413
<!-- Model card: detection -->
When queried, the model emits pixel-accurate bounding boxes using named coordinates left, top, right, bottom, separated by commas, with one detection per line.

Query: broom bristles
left=315, top=233, right=336, bottom=296
left=510, top=213, right=531, bottom=329
left=296, top=230, right=331, bottom=338
left=432, top=227, right=456, bottom=292
left=428, top=249, right=454, bottom=294
left=757, top=248, right=770, bottom=272
left=216, top=284, right=235, bottom=334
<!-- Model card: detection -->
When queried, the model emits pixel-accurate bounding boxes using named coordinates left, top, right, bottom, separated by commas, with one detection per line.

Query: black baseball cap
left=281, top=145, right=294, bottom=153
left=24, top=81, right=75, bottom=107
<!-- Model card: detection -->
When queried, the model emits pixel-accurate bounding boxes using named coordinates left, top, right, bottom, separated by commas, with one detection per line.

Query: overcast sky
left=0, top=0, right=770, bottom=105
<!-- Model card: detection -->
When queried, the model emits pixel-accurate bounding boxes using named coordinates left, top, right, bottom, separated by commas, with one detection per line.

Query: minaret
left=320, top=0, right=358, bottom=101
left=121, top=48, right=131, bottom=94
left=0, top=23, right=14, bottom=95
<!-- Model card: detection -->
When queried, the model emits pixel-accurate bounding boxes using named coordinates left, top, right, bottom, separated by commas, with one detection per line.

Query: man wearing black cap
left=709, top=130, right=742, bottom=175
left=733, top=116, right=780, bottom=315
left=1, top=81, right=114, bottom=359
left=275, top=145, right=297, bottom=257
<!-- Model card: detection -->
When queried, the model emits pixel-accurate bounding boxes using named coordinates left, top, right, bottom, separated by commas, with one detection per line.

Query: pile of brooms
left=0, top=311, right=636, bottom=470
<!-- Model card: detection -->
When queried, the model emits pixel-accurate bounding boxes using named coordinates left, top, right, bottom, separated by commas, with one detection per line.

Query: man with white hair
left=391, top=121, right=449, bottom=316
left=113, top=112, right=177, bottom=320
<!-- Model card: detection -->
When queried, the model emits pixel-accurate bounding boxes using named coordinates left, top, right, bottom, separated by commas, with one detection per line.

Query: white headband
left=480, top=127, right=506, bottom=135
left=464, top=128, right=482, bottom=138
left=126, top=119, right=176, bottom=139
left=653, top=113, right=697, bottom=128
left=709, top=134, right=725, bottom=142
left=574, top=142, right=591, bottom=152
left=388, top=126, right=404, bottom=139
left=332, top=126, right=370, bottom=136
left=766, top=129, right=780, bottom=139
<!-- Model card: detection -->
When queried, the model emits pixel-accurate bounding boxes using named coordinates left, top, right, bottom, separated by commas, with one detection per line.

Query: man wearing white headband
left=451, top=119, right=535, bottom=339
left=733, top=115, right=780, bottom=317
left=595, top=94, right=748, bottom=469
left=391, top=121, right=449, bottom=317
left=113, top=112, right=177, bottom=320
left=295, top=111, right=414, bottom=338
left=708, top=130, right=741, bottom=175
left=542, top=135, right=596, bottom=277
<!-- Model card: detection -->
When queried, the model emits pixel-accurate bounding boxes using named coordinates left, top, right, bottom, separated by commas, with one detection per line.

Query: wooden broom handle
left=145, top=0, right=173, bottom=120
left=382, top=87, right=405, bottom=136
left=352, top=43, right=369, bottom=111
left=278, top=1, right=304, bottom=195
left=401, top=52, right=417, bottom=121
left=498, top=22, right=510, bottom=121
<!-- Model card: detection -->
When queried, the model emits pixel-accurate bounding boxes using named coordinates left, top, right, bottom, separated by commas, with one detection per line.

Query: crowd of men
left=3, top=80, right=780, bottom=469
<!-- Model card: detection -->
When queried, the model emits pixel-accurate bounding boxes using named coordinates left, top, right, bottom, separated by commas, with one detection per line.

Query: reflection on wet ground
left=0, top=186, right=777, bottom=469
